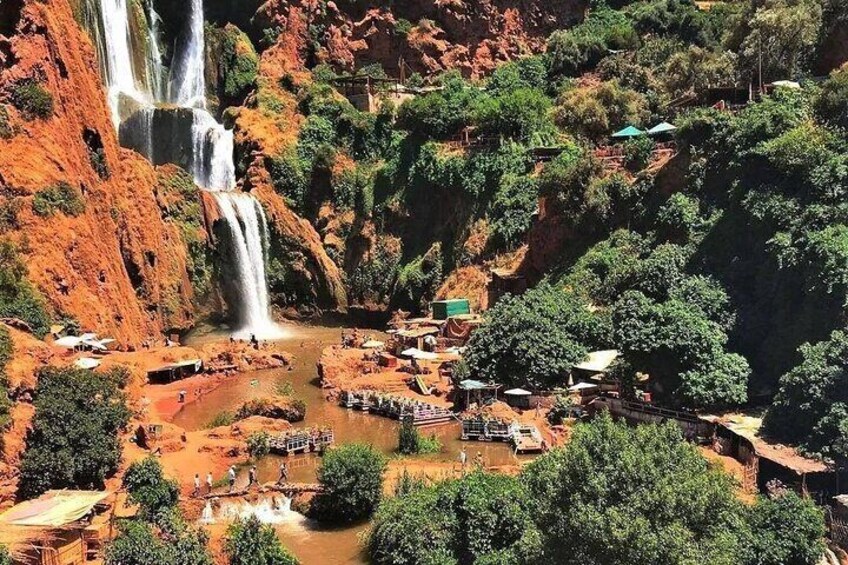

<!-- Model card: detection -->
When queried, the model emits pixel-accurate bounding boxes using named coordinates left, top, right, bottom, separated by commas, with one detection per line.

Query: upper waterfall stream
left=88, top=0, right=283, bottom=339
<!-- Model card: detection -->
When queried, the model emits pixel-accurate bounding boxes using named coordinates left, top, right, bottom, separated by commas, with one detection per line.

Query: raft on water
left=460, top=416, right=511, bottom=442
left=340, top=390, right=454, bottom=426
left=269, top=427, right=334, bottom=456
left=509, top=423, right=544, bottom=453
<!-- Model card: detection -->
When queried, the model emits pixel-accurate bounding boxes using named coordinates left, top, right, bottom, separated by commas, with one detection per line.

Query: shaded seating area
left=146, top=358, right=202, bottom=383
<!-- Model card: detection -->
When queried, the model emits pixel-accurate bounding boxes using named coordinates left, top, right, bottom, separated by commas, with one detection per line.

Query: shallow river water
left=179, top=322, right=522, bottom=564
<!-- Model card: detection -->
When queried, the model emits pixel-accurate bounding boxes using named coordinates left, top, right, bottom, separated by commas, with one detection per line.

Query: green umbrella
left=611, top=125, right=646, bottom=138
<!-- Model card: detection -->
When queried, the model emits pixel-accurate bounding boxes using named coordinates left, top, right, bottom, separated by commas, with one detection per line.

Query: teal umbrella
left=647, top=122, right=677, bottom=136
left=611, top=125, right=646, bottom=138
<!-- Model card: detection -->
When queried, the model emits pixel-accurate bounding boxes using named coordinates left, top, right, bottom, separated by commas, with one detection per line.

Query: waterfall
left=215, top=496, right=308, bottom=526
left=88, top=0, right=284, bottom=339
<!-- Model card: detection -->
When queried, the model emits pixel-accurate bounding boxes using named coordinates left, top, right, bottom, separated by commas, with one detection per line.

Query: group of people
left=194, top=462, right=290, bottom=496
left=457, top=446, right=484, bottom=473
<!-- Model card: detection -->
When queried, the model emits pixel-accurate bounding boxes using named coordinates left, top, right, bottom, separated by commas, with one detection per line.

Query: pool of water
left=177, top=322, right=522, bottom=563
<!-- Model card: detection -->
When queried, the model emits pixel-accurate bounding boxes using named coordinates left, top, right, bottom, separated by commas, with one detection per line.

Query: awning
left=611, top=125, right=645, bottom=138
left=647, top=122, right=676, bottom=135
left=362, top=340, right=385, bottom=349
left=574, top=350, right=619, bottom=373
left=459, top=379, right=488, bottom=390
left=504, top=388, right=532, bottom=396
left=0, top=490, right=110, bottom=527
left=74, top=358, right=101, bottom=370
left=569, top=382, right=600, bottom=392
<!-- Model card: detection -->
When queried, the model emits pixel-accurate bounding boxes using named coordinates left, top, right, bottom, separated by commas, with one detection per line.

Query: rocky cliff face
left=0, top=0, right=199, bottom=346
left=217, top=0, right=587, bottom=78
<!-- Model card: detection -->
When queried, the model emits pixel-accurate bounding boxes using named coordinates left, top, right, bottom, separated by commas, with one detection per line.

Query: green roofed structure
left=611, top=125, right=645, bottom=139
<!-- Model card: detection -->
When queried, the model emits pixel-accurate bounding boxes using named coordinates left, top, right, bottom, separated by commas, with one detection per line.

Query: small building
left=0, top=490, right=120, bottom=565
left=503, top=388, right=533, bottom=409
left=568, top=381, right=601, bottom=405
left=146, top=358, right=202, bottom=383
left=457, top=379, right=501, bottom=410
left=329, top=75, right=417, bottom=113
left=432, top=299, right=470, bottom=320
left=703, top=413, right=847, bottom=499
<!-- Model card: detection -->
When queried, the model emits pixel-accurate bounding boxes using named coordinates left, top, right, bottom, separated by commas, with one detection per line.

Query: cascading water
left=88, top=0, right=283, bottom=339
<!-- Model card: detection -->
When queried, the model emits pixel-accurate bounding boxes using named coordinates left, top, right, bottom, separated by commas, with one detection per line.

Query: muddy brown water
left=179, top=322, right=523, bottom=564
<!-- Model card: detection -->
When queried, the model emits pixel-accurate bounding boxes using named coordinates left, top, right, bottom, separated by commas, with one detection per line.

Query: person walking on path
left=475, top=451, right=483, bottom=469
left=277, top=462, right=289, bottom=485
left=459, top=447, right=468, bottom=474
left=193, top=473, right=201, bottom=498
left=227, top=466, right=236, bottom=492
left=206, top=471, right=213, bottom=494
left=248, top=465, right=257, bottom=488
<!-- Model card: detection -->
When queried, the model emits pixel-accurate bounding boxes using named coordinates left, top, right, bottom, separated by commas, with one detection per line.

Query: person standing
left=459, top=447, right=468, bottom=474
left=193, top=473, right=201, bottom=498
left=248, top=465, right=257, bottom=488
left=206, top=471, right=213, bottom=494
left=475, top=451, right=483, bottom=469
left=227, top=466, right=236, bottom=492
left=278, top=462, right=289, bottom=485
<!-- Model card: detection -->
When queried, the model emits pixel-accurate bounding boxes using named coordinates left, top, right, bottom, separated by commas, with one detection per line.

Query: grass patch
left=32, top=182, right=85, bottom=218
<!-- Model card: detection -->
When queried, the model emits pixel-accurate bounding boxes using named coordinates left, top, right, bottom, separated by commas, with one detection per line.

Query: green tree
left=523, top=413, right=747, bottom=565
left=476, top=87, right=553, bottom=142
left=106, top=521, right=171, bottom=565
left=764, top=330, right=848, bottom=459
left=311, top=443, right=387, bottom=523
left=17, top=367, right=131, bottom=499
left=465, top=283, right=609, bottom=389
left=123, top=456, right=179, bottom=519
left=747, top=490, right=825, bottom=565
left=0, top=239, right=51, bottom=337
left=814, top=67, right=848, bottom=129
left=554, top=80, right=649, bottom=141
left=368, top=471, right=541, bottom=565
left=225, top=516, right=298, bottom=565
left=487, top=174, right=538, bottom=250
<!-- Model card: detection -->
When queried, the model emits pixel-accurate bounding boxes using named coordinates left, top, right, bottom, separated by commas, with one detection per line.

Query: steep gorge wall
left=0, top=0, right=200, bottom=346
left=208, top=0, right=587, bottom=78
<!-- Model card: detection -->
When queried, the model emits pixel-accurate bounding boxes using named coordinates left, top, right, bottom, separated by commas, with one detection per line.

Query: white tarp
left=74, top=358, right=101, bottom=370
left=362, top=340, right=385, bottom=349
left=54, top=336, right=82, bottom=349
left=569, top=382, right=600, bottom=392
left=504, top=388, right=532, bottom=396
left=573, top=350, right=619, bottom=373
left=401, top=348, right=438, bottom=360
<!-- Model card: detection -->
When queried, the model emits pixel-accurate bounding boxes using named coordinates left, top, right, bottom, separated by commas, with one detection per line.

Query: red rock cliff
left=0, top=0, right=199, bottom=346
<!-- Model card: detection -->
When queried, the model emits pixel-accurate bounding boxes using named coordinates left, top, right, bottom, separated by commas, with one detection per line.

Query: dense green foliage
left=0, top=326, right=13, bottom=434
left=210, top=24, right=259, bottom=106
left=246, top=430, right=271, bottom=458
left=105, top=517, right=212, bottom=565
left=368, top=471, right=540, bottom=565
left=764, top=330, right=848, bottom=460
left=225, top=516, right=299, bottom=565
left=465, top=282, right=609, bottom=389
left=0, top=239, right=50, bottom=338
left=311, top=443, right=387, bottom=523
left=10, top=79, right=54, bottom=120
left=369, top=414, right=825, bottom=565
left=0, top=545, right=10, bottom=565
left=123, top=456, right=180, bottom=520
left=32, top=181, right=86, bottom=218
left=18, top=367, right=131, bottom=499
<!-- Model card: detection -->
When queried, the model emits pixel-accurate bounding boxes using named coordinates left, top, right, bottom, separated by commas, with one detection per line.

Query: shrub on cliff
left=235, top=396, right=306, bottom=422
left=10, top=79, right=54, bottom=120
left=18, top=366, right=130, bottom=499
left=0, top=239, right=51, bottom=338
left=225, top=516, right=299, bottom=565
left=32, top=181, right=85, bottom=218
left=311, top=443, right=387, bottom=523
left=212, top=24, right=259, bottom=106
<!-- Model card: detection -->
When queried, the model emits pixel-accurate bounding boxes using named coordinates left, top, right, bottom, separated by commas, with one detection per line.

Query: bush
left=554, top=80, right=649, bottom=142
left=213, top=25, right=259, bottom=105
left=311, top=443, right=387, bottom=523
left=246, top=431, right=271, bottom=458
left=397, top=419, right=442, bottom=455
left=18, top=366, right=131, bottom=499
left=0, top=545, right=9, bottom=565
left=207, top=410, right=234, bottom=428
left=123, top=456, right=179, bottom=519
left=476, top=87, right=553, bottom=142
left=0, top=239, right=51, bottom=338
left=32, top=181, right=85, bottom=217
left=0, top=105, right=14, bottom=139
left=546, top=394, right=575, bottom=425
left=105, top=517, right=212, bottom=565
left=10, top=79, right=54, bottom=120
left=622, top=136, right=654, bottom=171
left=225, top=516, right=299, bottom=565
left=268, top=149, right=308, bottom=212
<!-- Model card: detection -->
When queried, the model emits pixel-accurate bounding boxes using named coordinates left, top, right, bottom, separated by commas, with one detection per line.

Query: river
left=178, top=321, right=521, bottom=564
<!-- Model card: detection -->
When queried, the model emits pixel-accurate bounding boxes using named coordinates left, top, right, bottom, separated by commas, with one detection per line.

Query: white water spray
left=215, top=496, right=309, bottom=527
